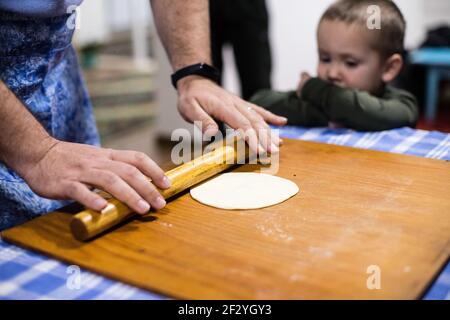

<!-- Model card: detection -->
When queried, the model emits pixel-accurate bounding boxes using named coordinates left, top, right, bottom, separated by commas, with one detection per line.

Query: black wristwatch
left=171, top=63, right=221, bottom=89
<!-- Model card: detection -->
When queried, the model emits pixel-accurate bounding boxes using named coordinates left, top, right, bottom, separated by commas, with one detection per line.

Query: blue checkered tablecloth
left=1, top=126, right=449, bottom=300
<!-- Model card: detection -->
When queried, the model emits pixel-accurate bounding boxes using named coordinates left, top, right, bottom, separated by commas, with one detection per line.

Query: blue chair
left=410, top=47, right=450, bottom=122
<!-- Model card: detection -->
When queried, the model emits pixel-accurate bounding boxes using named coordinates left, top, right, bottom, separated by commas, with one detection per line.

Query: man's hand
left=1, top=79, right=170, bottom=215
left=296, top=72, right=312, bottom=97
left=177, top=76, right=287, bottom=153
left=150, top=0, right=287, bottom=153
left=17, top=139, right=171, bottom=215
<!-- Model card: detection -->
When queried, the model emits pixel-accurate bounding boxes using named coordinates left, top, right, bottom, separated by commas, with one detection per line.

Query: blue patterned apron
left=0, top=11, right=100, bottom=230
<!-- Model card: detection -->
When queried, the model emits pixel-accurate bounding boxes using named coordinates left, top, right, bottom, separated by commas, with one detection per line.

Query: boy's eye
left=320, top=56, right=331, bottom=63
left=345, top=60, right=359, bottom=68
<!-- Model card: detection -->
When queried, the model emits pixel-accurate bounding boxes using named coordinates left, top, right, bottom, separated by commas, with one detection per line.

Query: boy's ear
left=382, top=54, right=403, bottom=83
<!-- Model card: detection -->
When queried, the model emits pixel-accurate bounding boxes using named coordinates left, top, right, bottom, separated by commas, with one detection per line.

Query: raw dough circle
left=190, top=172, right=299, bottom=210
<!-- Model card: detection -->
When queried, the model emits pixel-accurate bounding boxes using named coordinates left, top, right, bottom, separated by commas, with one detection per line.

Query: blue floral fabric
left=0, top=1, right=83, bottom=18
left=0, top=11, right=100, bottom=231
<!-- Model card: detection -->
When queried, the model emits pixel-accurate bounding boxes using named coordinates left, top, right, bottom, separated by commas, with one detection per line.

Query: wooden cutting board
left=3, top=139, right=450, bottom=299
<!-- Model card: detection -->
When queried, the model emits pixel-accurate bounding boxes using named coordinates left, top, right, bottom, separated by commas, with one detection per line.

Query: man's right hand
left=1, top=80, right=170, bottom=215
left=18, top=138, right=171, bottom=215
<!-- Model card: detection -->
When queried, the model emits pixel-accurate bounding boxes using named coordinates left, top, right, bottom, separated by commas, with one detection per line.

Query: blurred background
left=72, top=0, right=450, bottom=163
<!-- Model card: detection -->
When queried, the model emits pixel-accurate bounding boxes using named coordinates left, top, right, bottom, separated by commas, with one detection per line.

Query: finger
left=109, top=150, right=170, bottom=190
left=251, top=104, right=288, bottom=126
left=101, top=160, right=166, bottom=211
left=270, top=128, right=281, bottom=153
left=237, top=103, right=274, bottom=153
left=82, top=169, right=153, bottom=215
left=241, top=103, right=280, bottom=153
left=180, top=98, right=219, bottom=137
left=64, top=182, right=108, bottom=211
left=214, top=104, right=261, bottom=153
left=247, top=104, right=282, bottom=151
left=195, top=96, right=261, bottom=152
left=243, top=127, right=263, bottom=155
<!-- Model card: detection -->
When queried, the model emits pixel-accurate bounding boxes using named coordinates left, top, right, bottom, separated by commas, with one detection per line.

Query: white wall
left=74, top=0, right=153, bottom=46
left=267, top=0, right=334, bottom=91
left=424, top=0, right=450, bottom=29
left=107, top=0, right=152, bottom=32
left=396, top=0, right=426, bottom=49
left=73, top=0, right=109, bottom=45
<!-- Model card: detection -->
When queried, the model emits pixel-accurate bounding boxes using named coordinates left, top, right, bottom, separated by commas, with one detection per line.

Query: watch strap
left=171, top=63, right=221, bottom=89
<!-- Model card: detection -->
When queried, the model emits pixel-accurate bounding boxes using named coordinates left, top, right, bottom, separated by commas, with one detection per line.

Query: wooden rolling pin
left=70, top=134, right=249, bottom=241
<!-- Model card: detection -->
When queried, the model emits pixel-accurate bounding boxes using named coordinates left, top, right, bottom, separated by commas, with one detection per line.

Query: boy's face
left=317, top=19, right=386, bottom=94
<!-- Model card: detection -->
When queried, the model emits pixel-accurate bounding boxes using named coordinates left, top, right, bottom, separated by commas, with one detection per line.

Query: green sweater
left=250, top=78, right=419, bottom=131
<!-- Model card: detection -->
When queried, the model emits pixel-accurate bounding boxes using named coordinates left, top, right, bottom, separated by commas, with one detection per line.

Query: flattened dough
left=190, top=172, right=299, bottom=210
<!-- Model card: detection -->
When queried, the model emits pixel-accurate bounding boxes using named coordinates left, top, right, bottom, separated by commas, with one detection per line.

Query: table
left=1, top=126, right=449, bottom=300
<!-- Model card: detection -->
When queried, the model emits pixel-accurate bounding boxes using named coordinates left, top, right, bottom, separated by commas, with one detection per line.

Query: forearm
left=0, top=81, right=56, bottom=175
left=150, top=0, right=211, bottom=71
left=302, top=78, right=418, bottom=131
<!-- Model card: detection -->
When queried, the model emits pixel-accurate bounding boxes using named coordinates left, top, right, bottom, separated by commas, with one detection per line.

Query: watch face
left=199, top=63, right=220, bottom=77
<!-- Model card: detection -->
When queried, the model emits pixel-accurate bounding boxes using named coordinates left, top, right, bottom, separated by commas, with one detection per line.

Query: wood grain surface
left=3, top=139, right=450, bottom=299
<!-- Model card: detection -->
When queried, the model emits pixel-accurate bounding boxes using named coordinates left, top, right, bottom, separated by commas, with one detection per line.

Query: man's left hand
left=176, top=76, right=288, bottom=153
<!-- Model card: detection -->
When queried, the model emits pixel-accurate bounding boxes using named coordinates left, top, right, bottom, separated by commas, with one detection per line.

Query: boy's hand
left=328, top=121, right=344, bottom=129
left=296, top=72, right=312, bottom=97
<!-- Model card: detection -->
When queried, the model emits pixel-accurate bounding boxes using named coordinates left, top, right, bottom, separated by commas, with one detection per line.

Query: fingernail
left=154, top=197, right=166, bottom=210
left=162, top=176, right=171, bottom=189
left=271, top=143, right=279, bottom=154
left=259, top=155, right=271, bottom=165
left=204, top=126, right=217, bottom=138
left=137, top=199, right=150, bottom=213
left=94, top=198, right=107, bottom=211
left=258, top=143, right=267, bottom=155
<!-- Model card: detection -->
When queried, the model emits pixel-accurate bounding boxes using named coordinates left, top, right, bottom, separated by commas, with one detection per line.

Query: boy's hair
left=320, top=0, right=405, bottom=59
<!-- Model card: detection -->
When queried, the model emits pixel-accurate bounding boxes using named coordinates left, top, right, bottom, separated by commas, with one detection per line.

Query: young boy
left=251, top=0, right=418, bottom=131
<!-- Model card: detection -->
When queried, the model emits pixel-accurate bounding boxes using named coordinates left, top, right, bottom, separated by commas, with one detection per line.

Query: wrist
left=0, top=80, right=60, bottom=177
left=171, top=63, right=220, bottom=90
left=10, top=135, right=59, bottom=178
left=176, top=75, right=216, bottom=92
